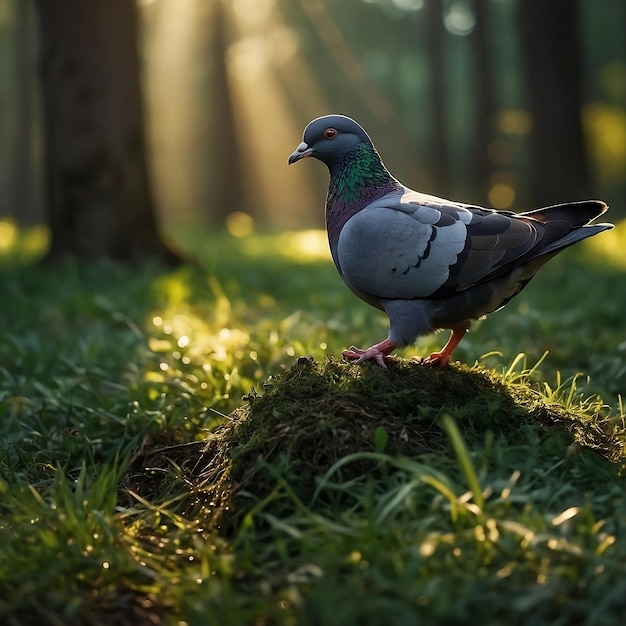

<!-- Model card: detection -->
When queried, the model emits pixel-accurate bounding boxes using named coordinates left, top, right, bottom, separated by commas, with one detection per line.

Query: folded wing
left=336, top=193, right=609, bottom=301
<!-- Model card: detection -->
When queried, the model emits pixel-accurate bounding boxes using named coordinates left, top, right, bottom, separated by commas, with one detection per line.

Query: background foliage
left=0, top=0, right=625, bottom=232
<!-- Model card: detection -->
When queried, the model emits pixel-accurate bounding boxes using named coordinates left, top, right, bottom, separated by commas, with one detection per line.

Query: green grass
left=0, top=223, right=625, bottom=625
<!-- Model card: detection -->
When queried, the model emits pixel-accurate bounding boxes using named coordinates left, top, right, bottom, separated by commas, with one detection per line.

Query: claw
left=342, top=338, right=397, bottom=368
left=422, top=352, right=451, bottom=367
left=421, top=327, right=467, bottom=368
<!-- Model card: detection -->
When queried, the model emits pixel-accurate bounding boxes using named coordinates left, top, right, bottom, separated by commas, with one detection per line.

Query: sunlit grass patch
left=142, top=267, right=332, bottom=421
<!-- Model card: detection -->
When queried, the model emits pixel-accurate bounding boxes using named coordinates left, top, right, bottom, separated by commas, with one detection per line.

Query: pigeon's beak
left=288, top=142, right=313, bottom=165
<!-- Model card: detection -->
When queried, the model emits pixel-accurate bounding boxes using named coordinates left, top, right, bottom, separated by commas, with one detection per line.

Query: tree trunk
left=208, top=0, right=244, bottom=224
left=425, top=0, right=448, bottom=194
left=518, top=0, right=591, bottom=206
left=33, top=0, right=181, bottom=264
left=9, top=0, right=40, bottom=226
left=468, top=0, right=497, bottom=204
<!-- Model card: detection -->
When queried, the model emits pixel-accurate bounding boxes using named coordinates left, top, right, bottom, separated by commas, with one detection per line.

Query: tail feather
left=519, top=200, right=613, bottom=260
left=536, top=222, right=614, bottom=258
left=520, top=200, right=609, bottom=228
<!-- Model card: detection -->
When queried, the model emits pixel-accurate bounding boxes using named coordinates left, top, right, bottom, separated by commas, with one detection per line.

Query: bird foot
left=342, top=339, right=397, bottom=368
left=421, top=351, right=452, bottom=368
left=420, top=327, right=466, bottom=367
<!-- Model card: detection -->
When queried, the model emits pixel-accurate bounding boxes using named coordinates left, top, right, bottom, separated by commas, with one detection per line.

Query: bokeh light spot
left=444, top=1, right=476, bottom=36
left=497, top=110, right=534, bottom=135
left=226, top=211, right=255, bottom=238
left=277, top=230, right=329, bottom=263
left=488, top=183, right=516, bottom=210
left=584, top=218, right=626, bottom=269
left=0, top=220, right=17, bottom=251
left=392, top=0, right=424, bottom=11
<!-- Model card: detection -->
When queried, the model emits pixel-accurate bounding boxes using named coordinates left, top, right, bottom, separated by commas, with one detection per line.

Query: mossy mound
left=126, top=357, right=620, bottom=531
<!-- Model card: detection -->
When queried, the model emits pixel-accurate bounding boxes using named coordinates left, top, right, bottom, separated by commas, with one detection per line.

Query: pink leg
left=422, top=327, right=467, bottom=367
left=342, top=337, right=397, bottom=368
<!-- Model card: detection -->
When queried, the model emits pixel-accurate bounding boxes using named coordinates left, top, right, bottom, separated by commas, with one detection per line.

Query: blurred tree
left=468, top=0, right=497, bottom=204
left=519, top=0, right=591, bottom=205
left=425, top=0, right=449, bottom=192
left=8, top=0, right=39, bottom=226
left=33, top=0, right=181, bottom=264
left=208, top=0, right=243, bottom=224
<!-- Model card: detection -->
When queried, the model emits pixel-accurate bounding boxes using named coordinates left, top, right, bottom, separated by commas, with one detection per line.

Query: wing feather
left=336, top=190, right=549, bottom=301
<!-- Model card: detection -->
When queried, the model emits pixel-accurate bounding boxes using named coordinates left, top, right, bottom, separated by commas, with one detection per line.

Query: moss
left=126, top=357, right=622, bottom=532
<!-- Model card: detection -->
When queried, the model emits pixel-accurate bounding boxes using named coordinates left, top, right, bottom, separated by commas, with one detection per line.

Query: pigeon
left=288, top=114, right=614, bottom=367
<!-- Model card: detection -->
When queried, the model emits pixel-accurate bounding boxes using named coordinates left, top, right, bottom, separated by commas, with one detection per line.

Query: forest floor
left=1, top=223, right=625, bottom=625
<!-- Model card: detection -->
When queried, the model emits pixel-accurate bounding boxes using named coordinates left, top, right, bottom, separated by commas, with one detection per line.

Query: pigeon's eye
left=323, top=128, right=338, bottom=140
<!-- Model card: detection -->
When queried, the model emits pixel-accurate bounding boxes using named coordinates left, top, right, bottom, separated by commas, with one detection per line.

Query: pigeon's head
left=288, top=115, right=373, bottom=168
